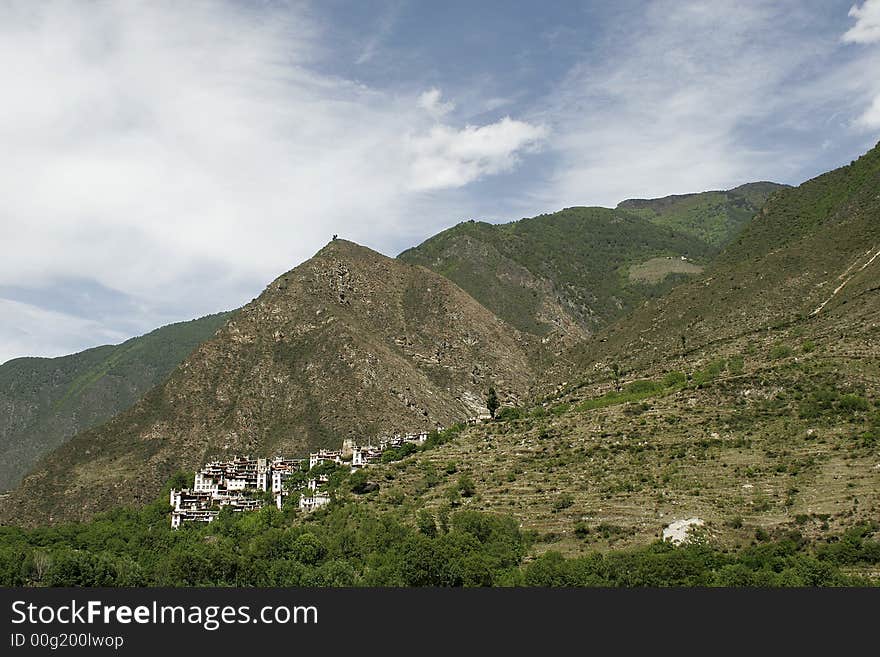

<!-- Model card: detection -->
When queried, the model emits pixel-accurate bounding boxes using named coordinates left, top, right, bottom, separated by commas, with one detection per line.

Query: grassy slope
left=0, top=312, right=232, bottom=491
left=546, top=143, right=880, bottom=384
left=354, top=316, right=878, bottom=561
left=399, top=183, right=784, bottom=343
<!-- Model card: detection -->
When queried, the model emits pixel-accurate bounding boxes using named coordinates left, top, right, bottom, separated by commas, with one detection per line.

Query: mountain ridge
left=398, top=182, right=784, bottom=341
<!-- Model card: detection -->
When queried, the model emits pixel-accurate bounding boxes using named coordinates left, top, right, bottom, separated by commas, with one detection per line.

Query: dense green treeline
left=1, top=493, right=877, bottom=587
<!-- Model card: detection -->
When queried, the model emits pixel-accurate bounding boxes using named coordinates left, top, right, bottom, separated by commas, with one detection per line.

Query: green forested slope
left=617, top=181, right=788, bottom=246
left=399, top=207, right=715, bottom=339
left=0, top=312, right=231, bottom=491
left=399, top=183, right=784, bottom=341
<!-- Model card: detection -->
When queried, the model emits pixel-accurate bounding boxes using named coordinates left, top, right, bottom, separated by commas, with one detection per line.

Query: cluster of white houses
left=170, top=431, right=431, bottom=528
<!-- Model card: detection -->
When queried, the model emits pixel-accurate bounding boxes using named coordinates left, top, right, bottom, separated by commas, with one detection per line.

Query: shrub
left=693, top=359, right=727, bottom=387
left=770, top=344, right=792, bottom=360
left=838, top=394, right=869, bottom=413
left=662, top=371, right=687, bottom=387
left=496, top=406, right=524, bottom=422
left=552, top=494, right=574, bottom=513
left=727, top=356, right=744, bottom=375
left=457, top=475, right=476, bottom=497
left=417, top=510, right=437, bottom=538
left=381, top=442, right=419, bottom=463
left=626, top=379, right=664, bottom=395
left=724, top=516, right=744, bottom=529
left=349, top=470, right=377, bottom=494
left=573, top=522, right=591, bottom=539
left=386, top=489, right=405, bottom=505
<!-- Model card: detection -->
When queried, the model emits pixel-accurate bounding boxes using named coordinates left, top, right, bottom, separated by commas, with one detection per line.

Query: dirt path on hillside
left=810, top=245, right=880, bottom=317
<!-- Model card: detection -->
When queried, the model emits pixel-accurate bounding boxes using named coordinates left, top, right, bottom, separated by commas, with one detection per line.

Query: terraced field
left=352, top=318, right=879, bottom=559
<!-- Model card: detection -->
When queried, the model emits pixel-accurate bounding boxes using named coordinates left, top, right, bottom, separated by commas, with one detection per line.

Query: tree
left=611, top=363, right=622, bottom=392
left=417, top=510, right=437, bottom=538
left=486, top=387, right=500, bottom=418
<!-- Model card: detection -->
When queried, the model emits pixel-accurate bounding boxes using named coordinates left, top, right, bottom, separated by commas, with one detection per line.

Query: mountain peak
left=0, top=231, right=537, bottom=524
left=316, top=237, right=372, bottom=254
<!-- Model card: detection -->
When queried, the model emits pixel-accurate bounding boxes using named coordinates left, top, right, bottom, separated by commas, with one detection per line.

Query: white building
left=299, top=492, right=331, bottom=513
left=171, top=509, right=218, bottom=529
left=309, top=449, right=343, bottom=469
left=193, top=472, right=219, bottom=493
left=351, top=445, right=383, bottom=469
left=172, top=430, right=431, bottom=526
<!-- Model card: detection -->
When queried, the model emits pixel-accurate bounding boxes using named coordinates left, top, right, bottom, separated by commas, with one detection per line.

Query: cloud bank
left=843, top=1, right=880, bottom=129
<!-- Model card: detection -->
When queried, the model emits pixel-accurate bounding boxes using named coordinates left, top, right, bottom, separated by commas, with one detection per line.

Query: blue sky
left=2, top=0, right=880, bottom=363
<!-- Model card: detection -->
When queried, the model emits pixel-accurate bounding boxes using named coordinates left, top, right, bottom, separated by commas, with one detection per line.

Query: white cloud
left=0, top=300, right=127, bottom=365
left=418, top=88, right=456, bottom=119
left=0, top=1, right=543, bottom=361
left=408, top=117, right=546, bottom=191
left=843, top=1, right=880, bottom=44
left=855, top=94, right=880, bottom=128
left=843, top=1, right=880, bottom=130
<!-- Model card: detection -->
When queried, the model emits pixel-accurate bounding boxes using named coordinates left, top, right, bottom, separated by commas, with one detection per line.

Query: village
left=169, top=430, right=435, bottom=528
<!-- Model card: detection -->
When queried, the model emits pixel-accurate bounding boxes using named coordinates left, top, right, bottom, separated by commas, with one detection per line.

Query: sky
left=2, top=0, right=880, bottom=364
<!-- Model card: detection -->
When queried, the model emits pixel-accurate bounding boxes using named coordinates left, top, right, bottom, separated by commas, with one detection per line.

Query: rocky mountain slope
left=335, top=145, right=879, bottom=556
left=0, top=240, right=536, bottom=523
left=0, top=312, right=231, bottom=491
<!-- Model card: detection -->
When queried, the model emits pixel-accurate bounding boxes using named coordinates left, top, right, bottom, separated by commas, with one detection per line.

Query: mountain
left=0, top=312, right=231, bottom=492
left=343, top=144, right=880, bottom=556
left=0, top=240, right=536, bottom=524
left=398, top=183, right=784, bottom=343
left=617, top=181, right=789, bottom=246
left=398, top=208, right=713, bottom=340
left=3, top=144, right=873, bottom=541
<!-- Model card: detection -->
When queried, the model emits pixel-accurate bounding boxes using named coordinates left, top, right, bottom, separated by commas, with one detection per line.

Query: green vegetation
left=0, top=312, right=232, bottom=491
left=487, top=387, right=500, bottom=419
left=399, top=205, right=717, bottom=337
left=574, top=373, right=683, bottom=412
left=618, top=182, right=786, bottom=247
left=523, top=528, right=877, bottom=586
left=770, top=344, right=793, bottom=360
left=0, top=488, right=874, bottom=586
left=381, top=442, right=420, bottom=463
